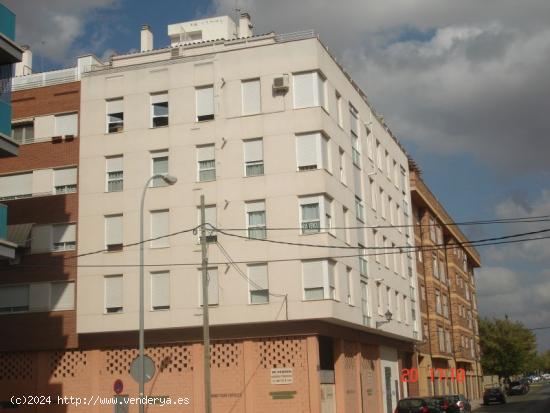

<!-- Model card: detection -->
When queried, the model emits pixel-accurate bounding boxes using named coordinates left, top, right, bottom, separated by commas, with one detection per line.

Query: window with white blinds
left=197, top=145, right=215, bottom=181
left=54, top=113, right=78, bottom=136
left=105, top=275, right=123, bottom=313
left=242, top=79, right=261, bottom=115
left=244, top=138, right=264, bottom=176
left=196, top=85, right=214, bottom=121
left=299, top=195, right=331, bottom=234
left=50, top=282, right=75, bottom=311
left=105, top=214, right=123, bottom=251
left=106, top=155, right=123, bottom=192
left=296, top=132, right=328, bottom=171
left=106, top=98, right=124, bottom=133
left=293, top=71, right=326, bottom=109
left=199, top=267, right=219, bottom=305
left=52, top=223, right=76, bottom=251
left=248, top=263, right=269, bottom=304
left=54, top=167, right=77, bottom=194
left=150, top=210, right=169, bottom=248
left=246, top=200, right=266, bottom=239
left=151, top=150, right=169, bottom=187
left=302, top=259, right=335, bottom=300
left=0, top=172, right=32, bottom=200
left=0, top=285, right=29, bottom=312
left=151, top=271, right=170, bottom=310
left=150, top=92, right=169, bottom=127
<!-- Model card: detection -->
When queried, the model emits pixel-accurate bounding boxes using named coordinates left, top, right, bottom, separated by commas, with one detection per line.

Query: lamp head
left=384, top=310, right=393, bottom=322
left=161, top=174, right=178, bottom=185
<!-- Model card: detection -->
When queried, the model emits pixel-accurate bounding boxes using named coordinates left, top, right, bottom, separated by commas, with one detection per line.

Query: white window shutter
left=52, top=224, right=76, bottom=244
left=0, top=172, right=32, bottom=198
left=302, top=260, right=324, bottom=289
left=196, top=86, right=214, bottom=117
left=106, top=215, right=123, bottom=246
left=244, top=139, right=263, bottom=163
left=354, top=169, right=362, bottom=196
left=54, top=167, right=77, bottom=187
left=293, top=72, right=315, bottom=108
left=151, top=92, right=168, bottom=104
left=51, top=282, right=75, bottom=310
left=197, top=145, right=215, bottom=162
left=151, top=210, right=169, bottom=248
left=248, top=264, right=268, bottom=291
left=107, top=99, right=123, bottom=114
left=105, top=275, right=123, bottom=309
left=296, top=133, right=318, bottom=168
left=55, top=113, right=78, bottom=136
left=242, top=79, right=261, bottom=115
left=29, top=283, right=51, bottom=311
left=246, top=200, right=265, bottom=213
left=31, top=224, right=52, bottom=253
left=0, top=285, right=29, bottom=309
left=106, top=156, right=123, bottom=172
left=151, top=272, right=170, bottom=309
left=315, top=72, right=325, bottom=107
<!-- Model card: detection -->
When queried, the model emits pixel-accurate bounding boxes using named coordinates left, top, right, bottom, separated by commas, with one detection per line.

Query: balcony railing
left=12, top=67, right=78, bottom=91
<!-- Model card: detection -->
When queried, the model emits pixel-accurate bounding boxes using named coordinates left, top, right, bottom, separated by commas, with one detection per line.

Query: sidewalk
left=470, top=399, right=484, bottom=411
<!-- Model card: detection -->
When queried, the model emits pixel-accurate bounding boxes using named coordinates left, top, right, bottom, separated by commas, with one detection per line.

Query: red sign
left=114, top=379, right=124, bottom=394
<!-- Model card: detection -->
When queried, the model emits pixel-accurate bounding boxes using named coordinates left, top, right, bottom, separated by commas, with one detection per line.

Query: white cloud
left=5, top=0, right=119, bottom=65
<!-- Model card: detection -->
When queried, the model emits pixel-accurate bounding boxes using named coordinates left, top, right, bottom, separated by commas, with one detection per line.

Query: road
left=475, top=383, right=550, bottom=413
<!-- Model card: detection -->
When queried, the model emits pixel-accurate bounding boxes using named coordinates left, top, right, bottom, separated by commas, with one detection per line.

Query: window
left=151, top=150, right=169, bottom=187
left=106, top=98, right=124, bottom=133
left=248, top=263, right=269, bottom=304
left=106, top=156, right=123, bottom=192
left=376, top=140, right=383, bottom=171
left=339, top=147, right=346, bottom=183
left=199, top=267, right=219, bottom=305
left=373, top=230, right=380, bottom=263
left=197, top=205, right=217, bottom=242
left=400, top=166, right=407, bottom=194
left=402, top=295, right=408, bottom=323
left=429, top=217, right=436, bottom=242
left=50, top=282, right=75, bottom=311
left=150, top=92, right=168, bottom=127
left=300, top=195, right=331, bottom=234
left=465, top=284, right=470, bottom=300
left=349, top=104, right=359, bottom=136
left=351, top=134, right=361, bottom=167
left=151, top=271, right=170, bottom=310
left=366, top=131, right=373, bottom=161
left=440, top=259, right=447, bottom=283
left=442, top=294, right=449, bottom=318
left=293, top=71, right=326, bottom=109
left=52, top=224, right=76, bottom=251
left=438, top=327, right=445, bottom=352
left=302, top=259, right=335, bottom=300
left=385, top=151, right=391, bottom=178
left=11, top=122, right=34, bottom=144
left=244, top=138, right=264, bottom=176
left=52, top=167, right=77, bottom=194
left=379, top=188, right=385, bottom=218
left=435, top=289, right=442, bottom=314
left=392, top=242, right=399, bottom=273
left=196, top=85, right=214, bottom=121
left=242, top=78, right=261, bottom=115
left=376, top=282, right=383, bottom=314
left=336, top=91, right=343, bottom=127
left=383, top=236, right=389, bottom=268
left=246, top=201, right=266, bottom=239
left=432, top=252, right=439, bottom=278
left=358, top=244, right=368, bottom=276
left=343, top=207, right=351, bottom=244
left=105, top=214, right=123, bottom=251
left=361, top=278, right=370, bottom=325
left=55, top=113, right=78, bottom=136
left=197, top=145, right=216, bottom=181
left=395, top=291, right=401, bottom=321
left=370, top=179, right=377, bottom=211
left=346, top=266, right=353, bottom=305
left=0, top=172, right=32, bottom=200
left=150, top=210, right=169, bottom=248
left=420, top=285, right=426, bottom=301
left=0, top=285, right=29, bottom=312
left=105, top=275, right=123, bottom=313
left=355, top=196, right=365, bottom=222
left=296, top=132, right=329, bottom=171
left=386, top=286, right=392, bottom=311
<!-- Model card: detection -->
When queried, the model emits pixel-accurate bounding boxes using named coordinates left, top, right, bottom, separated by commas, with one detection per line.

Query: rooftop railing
left=12, top=67, right=78, bottom=91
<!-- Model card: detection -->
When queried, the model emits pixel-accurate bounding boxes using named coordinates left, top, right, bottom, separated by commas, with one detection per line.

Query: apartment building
left=0, top=3, right=23, bottom=261
left=0, top=14, right=420, bottom=413
left=409, top=161, right=483, bottom=400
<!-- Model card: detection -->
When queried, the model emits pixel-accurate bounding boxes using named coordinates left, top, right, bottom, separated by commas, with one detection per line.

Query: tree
left=479, top=317, right=537, bottom=379
left=540, top=350, right=550, bottom=372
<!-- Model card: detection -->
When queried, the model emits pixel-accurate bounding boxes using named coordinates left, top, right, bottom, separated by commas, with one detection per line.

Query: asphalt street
left=475, top=383, right=550, bottom=413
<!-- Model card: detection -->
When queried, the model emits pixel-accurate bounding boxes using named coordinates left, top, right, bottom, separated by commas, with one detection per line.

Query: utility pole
left=200, top=195, right=212, bottom=413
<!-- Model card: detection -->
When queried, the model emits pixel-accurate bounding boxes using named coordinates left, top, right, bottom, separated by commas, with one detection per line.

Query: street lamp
left=138, top=174, right=177, bottom=412
left=376, top=309, right=393, bottom=328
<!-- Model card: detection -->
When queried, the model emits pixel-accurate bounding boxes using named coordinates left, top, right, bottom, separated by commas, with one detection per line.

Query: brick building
left=409, top=161, right=483, bottom=400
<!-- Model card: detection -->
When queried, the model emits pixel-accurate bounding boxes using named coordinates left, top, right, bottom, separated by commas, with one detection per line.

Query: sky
left=6, top=0, right=550, bottom=352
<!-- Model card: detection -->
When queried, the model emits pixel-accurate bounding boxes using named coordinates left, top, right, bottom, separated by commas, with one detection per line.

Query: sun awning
left=7, top=223, right=34, bottom=247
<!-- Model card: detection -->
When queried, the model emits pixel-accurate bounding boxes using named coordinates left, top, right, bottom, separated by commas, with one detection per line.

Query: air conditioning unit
left=272, top=74, right=289, bottom=93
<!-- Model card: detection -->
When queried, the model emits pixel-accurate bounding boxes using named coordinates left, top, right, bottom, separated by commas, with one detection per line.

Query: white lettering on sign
left=271, top=368, right=293, bottom=385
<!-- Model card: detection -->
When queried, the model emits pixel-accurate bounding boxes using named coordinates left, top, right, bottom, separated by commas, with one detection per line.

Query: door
left=385, top=367, right=392, bottom=413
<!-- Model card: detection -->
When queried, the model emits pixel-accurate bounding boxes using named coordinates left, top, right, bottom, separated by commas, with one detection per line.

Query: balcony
left=0, top=203, right=16, bottom=259
left=0, top=4, right=23, bottom=64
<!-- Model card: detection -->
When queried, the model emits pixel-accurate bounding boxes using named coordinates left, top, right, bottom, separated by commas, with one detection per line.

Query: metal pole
left=200, top=195, right=212, bottom=413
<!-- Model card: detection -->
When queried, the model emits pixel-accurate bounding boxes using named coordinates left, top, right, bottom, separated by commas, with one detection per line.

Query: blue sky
left=7, top=0, right=550, bottom=351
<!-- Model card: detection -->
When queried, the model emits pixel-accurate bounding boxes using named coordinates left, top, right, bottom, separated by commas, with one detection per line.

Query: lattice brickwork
left=105, top=348, right=138, bottom=376
left=257, top=336, right=306, bottom=369
left=0, top=352, right=33, bottom=381
left=49, top=351, right=87, bottom=379
left=210, top=341, right=241, bottom=369
left=105, top=345, right=193, bottom=376
left=343, top=341, right=356, bottom=370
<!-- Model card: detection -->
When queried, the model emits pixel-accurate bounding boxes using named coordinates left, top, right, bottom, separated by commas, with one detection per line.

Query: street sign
left=113, top=379, right=124, bottom=394
left=130, top=355, right=156, bottom=383
left=271, top=368, right=293, bottom=385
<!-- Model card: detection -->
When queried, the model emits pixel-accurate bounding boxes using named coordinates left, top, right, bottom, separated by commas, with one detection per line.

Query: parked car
left=541, top=373, right=550, bottom=380
left=446, top=394, right=472, bottom=413
left=508, top=380, right=528, bottom=395
left=431, top=396, right=460, bottom=412
left=395, top=397, right=443, bottom=413
left=483, top=388, right=506, bottom=405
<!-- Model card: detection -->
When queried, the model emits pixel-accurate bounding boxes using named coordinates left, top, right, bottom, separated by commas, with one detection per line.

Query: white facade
left=77, top=18, right=420, bottom=345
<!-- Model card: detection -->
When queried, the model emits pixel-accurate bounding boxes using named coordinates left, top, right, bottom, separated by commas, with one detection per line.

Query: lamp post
left=139, top=174, right=177, bottom=413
